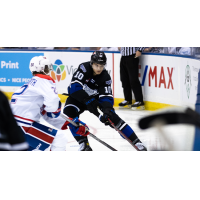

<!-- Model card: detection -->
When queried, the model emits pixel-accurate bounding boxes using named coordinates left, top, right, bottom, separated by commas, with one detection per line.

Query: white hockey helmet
left=29, top=56, right=53, bottom=75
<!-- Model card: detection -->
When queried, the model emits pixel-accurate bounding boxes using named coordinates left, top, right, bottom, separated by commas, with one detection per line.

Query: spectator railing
left=1, top=47, right=200, bottom=58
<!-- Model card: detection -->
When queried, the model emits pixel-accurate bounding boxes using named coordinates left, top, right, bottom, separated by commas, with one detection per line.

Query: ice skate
left=131, top=102, right=145, bottom=110
left=119, top=100, right=132, bottom=108
left=78, top=142, right=93, bottom=151
left=133, top=139, right=147, bottom=151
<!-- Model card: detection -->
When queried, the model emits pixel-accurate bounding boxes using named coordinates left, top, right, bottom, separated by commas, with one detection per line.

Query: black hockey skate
left=131, top=101, right=145, bottom=111
left=118, top=100, right=132, bottom=108
left=133, top=139, right=147, bottom=151
left=79, top=142, right=93, bottom=151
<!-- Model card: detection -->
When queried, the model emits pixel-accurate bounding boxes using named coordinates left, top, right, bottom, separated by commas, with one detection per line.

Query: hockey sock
left=120, top=124, right=139, bottom=142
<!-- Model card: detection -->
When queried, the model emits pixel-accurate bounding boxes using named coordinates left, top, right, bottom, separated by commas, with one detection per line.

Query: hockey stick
left=107, top=118, right=139, bottom=151
left=60, top=113, right=117, bottom=151
left=138, top=107, right=200, bottom=151
left=97, top=108, right=138, bottom=151
left=139, top=107, right=200, bottom=130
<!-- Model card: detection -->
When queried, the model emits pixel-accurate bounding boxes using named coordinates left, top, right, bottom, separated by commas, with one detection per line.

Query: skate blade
left=131, top=106, right=145, bottom=111
left=119, top=105, right=132, bottom=109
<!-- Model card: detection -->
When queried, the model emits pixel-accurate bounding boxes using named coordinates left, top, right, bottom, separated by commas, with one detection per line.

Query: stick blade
left=139, top=107, right=200, bottom=129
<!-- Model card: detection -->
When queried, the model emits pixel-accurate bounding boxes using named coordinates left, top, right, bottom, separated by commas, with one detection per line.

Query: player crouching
left=10, top=56, right=89, bottom=151
left=63, top=51, right=147, bottom=151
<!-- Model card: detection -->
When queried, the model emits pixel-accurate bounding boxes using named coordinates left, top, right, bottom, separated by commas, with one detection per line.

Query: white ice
left=40, top=107, right=195, bottom=151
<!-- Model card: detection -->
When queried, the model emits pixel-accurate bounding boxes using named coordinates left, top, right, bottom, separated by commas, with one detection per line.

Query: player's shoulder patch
left=106, top=80, right=112, bottom=85
left=80, top=64, right=87, bottom=73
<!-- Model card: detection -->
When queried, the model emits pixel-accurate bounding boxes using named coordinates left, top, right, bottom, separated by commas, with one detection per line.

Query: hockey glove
left=99, top=107, right=115, bottom=125
left=46, top=101, right=62, bottom=118
left=67, top=117, right=90, bottom=136
left=99, top=116, right=110, bottom=125
left=83, top=97, right=100, bottom=117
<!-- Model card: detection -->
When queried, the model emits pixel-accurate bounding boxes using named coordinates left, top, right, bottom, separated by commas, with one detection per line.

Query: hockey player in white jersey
left=10, top=56, right=89, bottom=151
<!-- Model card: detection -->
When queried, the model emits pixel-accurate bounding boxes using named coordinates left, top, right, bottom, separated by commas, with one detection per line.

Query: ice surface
left=40, top=107, right=195, bottom=151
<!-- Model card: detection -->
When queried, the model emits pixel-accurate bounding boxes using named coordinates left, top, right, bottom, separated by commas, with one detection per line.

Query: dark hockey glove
left=99, top=107, right=115, bottom=125
left=99, top=115, right=110, bottom=125
left=83, top=97, right=100, bottom=117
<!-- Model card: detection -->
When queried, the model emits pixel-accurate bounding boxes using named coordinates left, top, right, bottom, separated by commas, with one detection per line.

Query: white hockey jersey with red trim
left=10, top=74, right=64, bottom=128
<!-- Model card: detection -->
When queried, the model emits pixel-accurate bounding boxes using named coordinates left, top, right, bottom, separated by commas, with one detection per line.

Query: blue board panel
left=0, top=53, right=44, bottom=86
left=193, top=71, right=200, bottom=150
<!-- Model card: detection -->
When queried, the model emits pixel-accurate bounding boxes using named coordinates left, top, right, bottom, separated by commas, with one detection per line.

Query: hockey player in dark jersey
left=63, top=51, right=147, bottom=151
left=0, top=91, right=29, bottom=151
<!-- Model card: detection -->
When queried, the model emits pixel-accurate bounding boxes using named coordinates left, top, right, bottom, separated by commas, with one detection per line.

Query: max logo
left=141, top=65, right=174, bottom=89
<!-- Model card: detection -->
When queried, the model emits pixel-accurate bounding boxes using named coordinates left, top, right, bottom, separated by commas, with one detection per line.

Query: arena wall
left=0, top=50, right=199, bottom=110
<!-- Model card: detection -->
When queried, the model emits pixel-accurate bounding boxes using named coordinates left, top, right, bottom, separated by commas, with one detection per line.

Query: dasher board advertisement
left=0, top=52, right=44, bottom=86
left=140, top=55, right=179, bottom=105
left=44, top=51, right=114, bottom=93
left=180, top=58, right=200, bottom=105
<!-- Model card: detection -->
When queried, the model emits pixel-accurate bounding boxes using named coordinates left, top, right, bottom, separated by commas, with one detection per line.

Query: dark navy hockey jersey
left=0, top=91, right=29, bottom=151
left=68, top=62, right=114, bottom=106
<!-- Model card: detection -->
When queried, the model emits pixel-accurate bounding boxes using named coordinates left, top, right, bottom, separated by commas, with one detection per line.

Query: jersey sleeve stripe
left=99, top=94, right=113, bottom=98
left=14, top=115, right=35, bottom=122
left=70, top=80, right=84, bottom=86
left=16, top=120, right=33, bottom=126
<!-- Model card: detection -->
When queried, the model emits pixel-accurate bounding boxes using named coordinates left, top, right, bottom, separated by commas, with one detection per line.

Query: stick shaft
left=97, top=108, right=137, bottom=150
left=60, top=113, right=117, bottom=151
left=107, top=118, right=138, bottom=151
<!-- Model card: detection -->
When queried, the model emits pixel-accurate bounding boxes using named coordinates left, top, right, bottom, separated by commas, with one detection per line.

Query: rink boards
left=0, top=50, right=199, bottom=151
left=0, top=50, right=200, bottom=110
